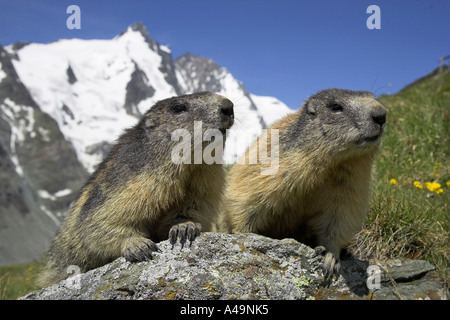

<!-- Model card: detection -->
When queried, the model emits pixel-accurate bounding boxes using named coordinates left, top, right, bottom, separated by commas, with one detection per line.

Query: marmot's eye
left=328, top=104, right=343, bottom=112
left=173, top=104, right=187, bottom=113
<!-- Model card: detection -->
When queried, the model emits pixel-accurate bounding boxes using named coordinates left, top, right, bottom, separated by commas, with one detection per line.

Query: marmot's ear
left=305, top=100, right=317, bottom=116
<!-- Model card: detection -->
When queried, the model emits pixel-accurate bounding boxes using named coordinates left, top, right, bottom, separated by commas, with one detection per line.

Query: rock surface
left=21, top=233, right=448, bottom=300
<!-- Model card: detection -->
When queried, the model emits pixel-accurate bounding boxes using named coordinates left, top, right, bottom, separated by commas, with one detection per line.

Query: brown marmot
left=219, top=89, right=386, bottom=280
left=38, top=92, right=234, bottom=287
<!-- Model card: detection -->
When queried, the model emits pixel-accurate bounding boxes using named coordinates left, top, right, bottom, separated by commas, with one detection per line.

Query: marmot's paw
left=169, top=221, right=201, bottom=247
left=123, top=237, right=159, bottom=262
left=314, top=246, right=341, bottom=283
left=322, top=252, right=341, bottom=282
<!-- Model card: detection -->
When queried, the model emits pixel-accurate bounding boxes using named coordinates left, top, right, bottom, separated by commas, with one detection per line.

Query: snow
left=250, top=94, right=294, bottom=126
left=10, top=39, right=137, bottom=172
left=10, top=28, right=178, bottom=172
left=218, top=74, right=265, bottom=164
left=38, top=189, right=72, bottom=200
left=54, top=189, right=73, bottom=197
left=0, top=61, right=6, bottom=82
left=37, top=127, right=51, bottom=142
left=40, top=205, right=60, bottom=226
left=160, top=45, right=171, bottom=54
left=0, top=98, right=38, bottom=176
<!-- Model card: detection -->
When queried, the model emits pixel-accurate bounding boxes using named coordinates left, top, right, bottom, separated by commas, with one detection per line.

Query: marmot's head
left=296, top=89, right=386, bottom=155
left=137, top=92, right=234, bottom=165
left=143, top=92, right=234, bottom=135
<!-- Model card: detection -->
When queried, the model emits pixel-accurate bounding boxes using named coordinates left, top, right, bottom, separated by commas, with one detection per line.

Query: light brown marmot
left=219, top=88, right=386, bottom=280
left=38, top=92, right=234, bottom=287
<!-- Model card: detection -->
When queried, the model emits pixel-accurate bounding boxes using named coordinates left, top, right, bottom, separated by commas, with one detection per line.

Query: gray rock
left=123, top=61, right=156, bottom=117
left=20, top=233, right=448, bottom=300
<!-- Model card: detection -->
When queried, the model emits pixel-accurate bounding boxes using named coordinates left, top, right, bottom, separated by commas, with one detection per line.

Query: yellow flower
left=447, top=181, right=450, bottom=188
left=413, top=181, right=423, bottom=189
left=424, top=182, right=442, bottom=193
left=390, top=178, right=397, bottom=185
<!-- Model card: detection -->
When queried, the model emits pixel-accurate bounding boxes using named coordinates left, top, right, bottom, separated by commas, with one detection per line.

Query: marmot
left=219, top=89, right=386, bottom=280
left=38, top=92, right=234, bottom=287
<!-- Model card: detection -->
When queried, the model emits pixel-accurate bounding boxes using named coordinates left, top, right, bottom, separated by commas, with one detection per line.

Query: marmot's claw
left=123, top=238, right=159, bottom=262
left=169, top=221, right=201, bottom=248
left=313, top=245, right=327, bottom=256
left=322, top=252, right=341, bottom=283
left=313, top=246, right=341, bottom=282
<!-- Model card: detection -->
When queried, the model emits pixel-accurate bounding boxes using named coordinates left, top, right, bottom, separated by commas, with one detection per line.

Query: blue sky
left=0, top=0, right=449, bottom=109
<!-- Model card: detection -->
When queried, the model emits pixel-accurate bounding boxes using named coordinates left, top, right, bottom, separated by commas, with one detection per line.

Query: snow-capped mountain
left=0, top=22, right=292, bottom=265
left=8, top=22, right=292, bottom=171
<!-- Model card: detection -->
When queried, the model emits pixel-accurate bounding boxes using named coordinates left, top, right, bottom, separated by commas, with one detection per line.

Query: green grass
left=351, top=67, right=450, bottom=285
left=0, top=260, right=44, bottom=300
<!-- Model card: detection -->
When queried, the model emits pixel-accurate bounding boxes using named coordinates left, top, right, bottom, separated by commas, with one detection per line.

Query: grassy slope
left=0, top=260, right=43, bottom=299
left=0, top=68, right=448, bottom=299
left=352, top=67, right=449, bottom=285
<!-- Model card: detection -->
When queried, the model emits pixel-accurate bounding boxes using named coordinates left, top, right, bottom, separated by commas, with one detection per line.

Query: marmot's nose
left=371, top=109, right=386, bottom=126
left=220, top=98, right=234, bottom=117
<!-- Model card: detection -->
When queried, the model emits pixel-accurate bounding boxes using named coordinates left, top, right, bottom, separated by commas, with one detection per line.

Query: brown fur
left=219, top=89, right=386, bottom=280
left=38, top=92, right=234, bottom=287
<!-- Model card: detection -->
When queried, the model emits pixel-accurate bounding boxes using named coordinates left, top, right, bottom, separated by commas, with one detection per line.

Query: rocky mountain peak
left=175, top=53, right=226, bottom=93
left=119, top=22, right=154, bottom=45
